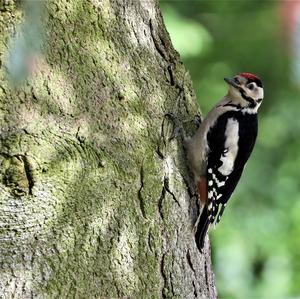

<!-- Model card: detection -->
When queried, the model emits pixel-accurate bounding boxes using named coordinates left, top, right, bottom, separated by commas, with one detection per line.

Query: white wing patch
left=218, top=118, right=239, bottom=176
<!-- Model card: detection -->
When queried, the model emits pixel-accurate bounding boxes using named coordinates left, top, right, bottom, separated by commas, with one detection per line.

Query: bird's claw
left=194, top=115, right=202, bottom=129
left=164, top=113, right=182, bottom=141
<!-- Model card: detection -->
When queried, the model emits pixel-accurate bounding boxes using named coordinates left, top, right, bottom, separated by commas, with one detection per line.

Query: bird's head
left=224, top=73, right=264, bottom=108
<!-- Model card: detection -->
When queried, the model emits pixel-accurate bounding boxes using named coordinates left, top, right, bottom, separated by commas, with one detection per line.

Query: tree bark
left=0, top=0, right=217, bottom=298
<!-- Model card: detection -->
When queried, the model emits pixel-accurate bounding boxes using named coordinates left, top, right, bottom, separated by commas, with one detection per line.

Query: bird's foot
left=194, top=114, right=202, bottom=129
left=164, top=113, right=183, bottom=140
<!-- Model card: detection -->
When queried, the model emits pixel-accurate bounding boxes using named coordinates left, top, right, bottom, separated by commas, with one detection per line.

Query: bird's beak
left=224, top=77, right=239, bottom=88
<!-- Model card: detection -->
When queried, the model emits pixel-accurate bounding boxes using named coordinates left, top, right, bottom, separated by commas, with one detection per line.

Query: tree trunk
left=0, top=0, right=217, bottom=298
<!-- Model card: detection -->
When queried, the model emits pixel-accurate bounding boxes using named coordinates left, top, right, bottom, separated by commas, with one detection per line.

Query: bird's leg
left=165, top=113, right=202, bottom=141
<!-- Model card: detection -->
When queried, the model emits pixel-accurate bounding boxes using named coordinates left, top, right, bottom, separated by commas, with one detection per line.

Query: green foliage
left=161, top=1, right=300, bottom=297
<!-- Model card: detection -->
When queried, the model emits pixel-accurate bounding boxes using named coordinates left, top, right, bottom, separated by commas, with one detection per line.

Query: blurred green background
left=160, top=1, right=300, bottom=298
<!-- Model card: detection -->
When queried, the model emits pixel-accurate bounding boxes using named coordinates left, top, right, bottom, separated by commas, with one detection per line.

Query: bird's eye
left=248, top=83, right=255, bottom=90
left=234, top=77, right=240, bottom=84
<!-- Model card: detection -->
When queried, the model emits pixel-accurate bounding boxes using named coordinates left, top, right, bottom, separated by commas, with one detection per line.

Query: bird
left=184, top=73, right=264, bottom=251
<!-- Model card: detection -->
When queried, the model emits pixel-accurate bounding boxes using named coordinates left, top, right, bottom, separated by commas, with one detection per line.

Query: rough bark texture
left=0, top=0, right=217, bottom=298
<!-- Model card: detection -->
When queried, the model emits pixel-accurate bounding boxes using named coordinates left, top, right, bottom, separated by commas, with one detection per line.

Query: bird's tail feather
left=195, top=206, right=210, bottom=251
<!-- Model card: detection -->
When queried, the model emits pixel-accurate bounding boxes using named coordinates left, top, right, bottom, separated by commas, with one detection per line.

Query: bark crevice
left=138, top=163, right=146, bottom=219
left=164, top=176, right=180, bottom=207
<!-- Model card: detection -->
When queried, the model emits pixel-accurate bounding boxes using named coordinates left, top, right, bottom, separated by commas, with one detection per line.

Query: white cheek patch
left=230, top=86, right=241, bottom=98
left=218, top=118, right=239, bottom=176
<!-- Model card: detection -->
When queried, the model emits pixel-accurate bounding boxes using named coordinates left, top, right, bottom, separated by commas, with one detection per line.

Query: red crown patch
left=239, top=73, right=260, bottom=80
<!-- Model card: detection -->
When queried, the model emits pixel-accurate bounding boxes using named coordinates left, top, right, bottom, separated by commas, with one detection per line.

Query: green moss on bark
left=0, top=1, right=216, bottom=298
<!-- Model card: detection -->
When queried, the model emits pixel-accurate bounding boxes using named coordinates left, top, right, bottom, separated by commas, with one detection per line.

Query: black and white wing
left=206, top=111, right=258, bottom=224
left=195, top=110, right=258, bottom=251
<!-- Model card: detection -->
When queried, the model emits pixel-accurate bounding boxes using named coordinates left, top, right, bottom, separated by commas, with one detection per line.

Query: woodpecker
left=185, top=73, right=264, bottom=251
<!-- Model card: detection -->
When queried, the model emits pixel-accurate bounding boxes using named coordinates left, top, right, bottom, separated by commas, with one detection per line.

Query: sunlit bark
left=0, top=1, right=216, bottom=297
